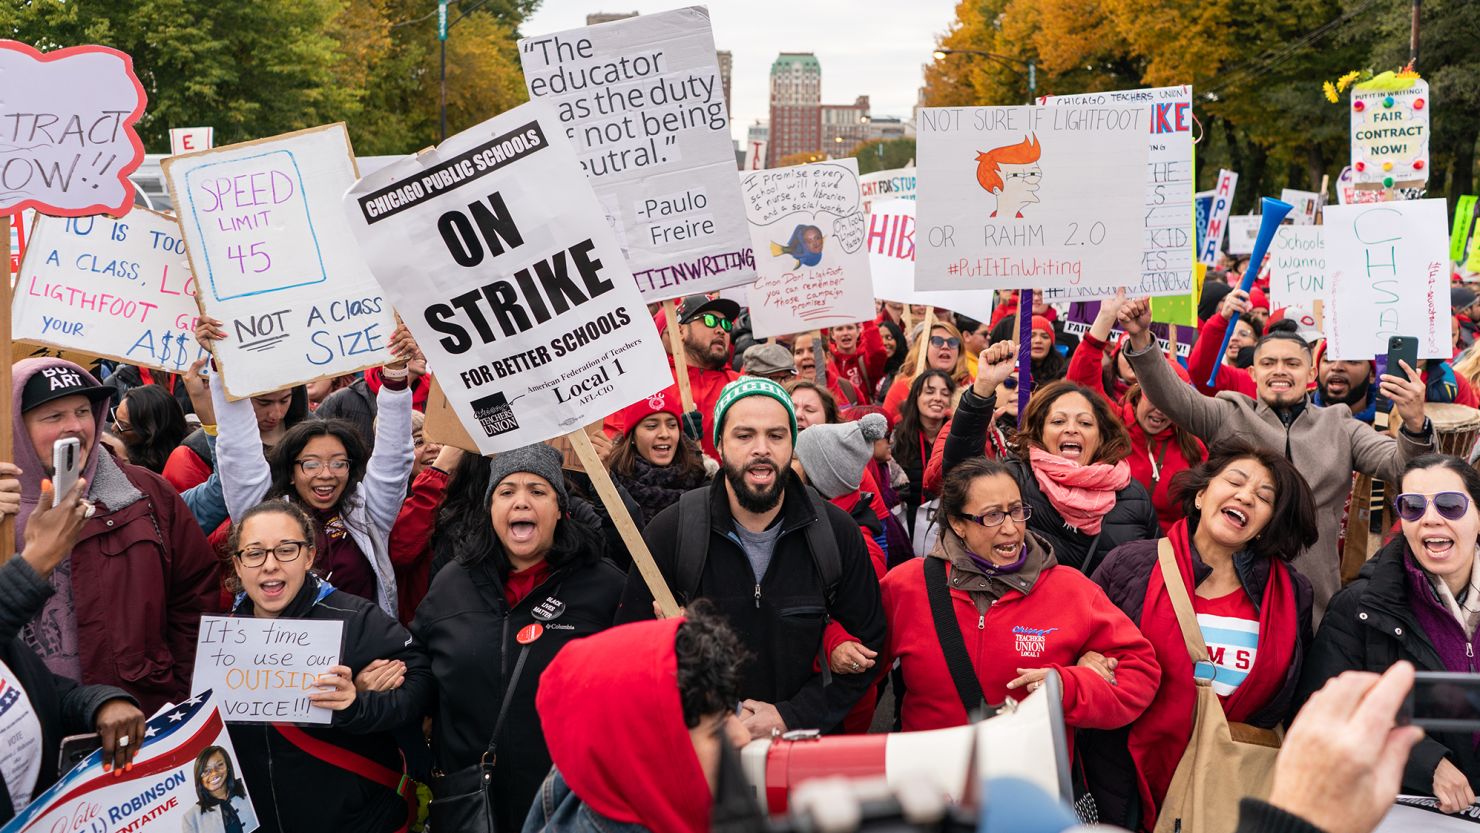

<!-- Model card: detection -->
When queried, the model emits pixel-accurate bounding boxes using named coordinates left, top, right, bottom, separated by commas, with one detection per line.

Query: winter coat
left=941, top=387, right=1160, bottom=573
left=611, top=455, right=711, bottom=526
left=1297, top=537, right=1480, bottom=795
left=387, top=465, right=449, bottom=626
left=615, top=477, right=886, bottom=733
left=227, top=577, right=432, bottom=833
left=1125, top=337, right=1435, bottom=615
left=829, top=320, right=888, bottom=399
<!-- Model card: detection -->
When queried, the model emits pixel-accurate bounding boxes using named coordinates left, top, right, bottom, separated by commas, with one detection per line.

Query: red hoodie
left=537, top=618, right=711, bottom=833
left=1186, top=313, right=1257, bottom=398
left=829, top=320, right=887, bottom=398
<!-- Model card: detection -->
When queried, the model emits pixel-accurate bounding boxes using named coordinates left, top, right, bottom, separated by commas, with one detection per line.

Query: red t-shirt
left=1194, top=588, right=1261, bottom=700
left=503, top=561, right=552, bottom=609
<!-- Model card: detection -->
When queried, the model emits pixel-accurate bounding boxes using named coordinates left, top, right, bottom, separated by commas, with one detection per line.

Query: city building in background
left=718, top=49, right=733, bottom=119
left=767, top=52, right=821, bottom=166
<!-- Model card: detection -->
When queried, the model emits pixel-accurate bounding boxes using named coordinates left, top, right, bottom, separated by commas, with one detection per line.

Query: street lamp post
left=932, top=48, right=1037, bottom=103
left=438, top=0, right=497, bottom=143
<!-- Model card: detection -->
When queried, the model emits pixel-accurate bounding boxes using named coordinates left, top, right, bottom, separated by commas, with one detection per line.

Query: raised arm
left=199, top=317, right=274, bottom=519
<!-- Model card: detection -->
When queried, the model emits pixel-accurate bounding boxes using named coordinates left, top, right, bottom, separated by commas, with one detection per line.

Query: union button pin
left=516, top=623, right=545, bottom=645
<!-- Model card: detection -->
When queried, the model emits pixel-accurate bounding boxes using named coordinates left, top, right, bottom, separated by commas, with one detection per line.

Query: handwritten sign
left=0, top=692, right=260, bottom=833
left=1325, top=199, right=1449, bottom=360
left=12, top=210, right=210, bottom=372
left=191, top=615, right=343, bottom=724
left=1337, top=165, right=1425, bottom=205
left=1351, top=79, right=1429, bottom=189
left=742, top=159, right=875, bottom=338
left=519, top=6, right=754, bottom=301
left=915, top=104, right=1148, bottom=291
left=164, top=123, right=395, bottom=399
left=1268, top=226, right=1327, bottom=311
left=169, top=126, right=214, bottom=156
left=1280, top=188, right=1320, bottom=225
left=866, top=199, right=992, bottom=322
left=859, top=167, right=917, bottom=213
left=1198, top=169, right=1238, bottom=265
left=344, top=102, right=669, bottom=455
left=0, top=42, right=147, bottom=217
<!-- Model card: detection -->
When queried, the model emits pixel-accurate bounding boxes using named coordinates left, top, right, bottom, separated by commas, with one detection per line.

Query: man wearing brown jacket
left=1117, top=298, right=1433, bottom=617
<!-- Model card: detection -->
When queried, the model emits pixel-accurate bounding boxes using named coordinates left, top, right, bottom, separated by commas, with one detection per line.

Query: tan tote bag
left=1153, top=539, right=1283, bottom=833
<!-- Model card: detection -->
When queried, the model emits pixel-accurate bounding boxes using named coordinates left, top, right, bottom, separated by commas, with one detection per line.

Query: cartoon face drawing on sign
left=974, top=134, right=1042, bottom=220
left=771, top=224, right=825, bottom=269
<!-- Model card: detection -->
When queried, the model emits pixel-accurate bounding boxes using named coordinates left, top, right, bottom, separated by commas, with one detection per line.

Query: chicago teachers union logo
left=471, top=391, right=519, bottom=438
left=1012, top=625, right=1058, bottom=658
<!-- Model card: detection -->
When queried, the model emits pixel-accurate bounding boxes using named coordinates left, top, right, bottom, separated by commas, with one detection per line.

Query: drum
left=1424, top=403, right=1480, bottom=459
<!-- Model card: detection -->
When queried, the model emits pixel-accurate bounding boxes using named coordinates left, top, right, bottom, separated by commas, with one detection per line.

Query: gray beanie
left=793, top=413, right=889, bottom=499
left=484, top=443, right=568, bottom=509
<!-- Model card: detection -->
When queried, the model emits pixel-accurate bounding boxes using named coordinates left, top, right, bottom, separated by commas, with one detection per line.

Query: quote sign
left=164, top=123, right=396, bottom=399
left=1198, top=169, right=1238, bottom=265
left=344, top=102, right=669, bottom=455
left=859, top=167, right=917, bottom=213
left=866, top=199, right=993, bottom=322
left=0, top=42, right=147, bottom=217
left=915, top=104, right=1148, bottom=291
left=1268, top=226, right=1328, bottom=310
left=519, top=6, right=754, bottom=301
left=742, top=159, right=875, bottom=338
left=1351, top=79, right=1429, bottom=188
left=191, top=615, right=344, bottom=724
left=12, top=210, right=209, bottom=372
left=1325, top=199, right=1449, bottom=360
left=1040, top=85, right=1196, bottom=298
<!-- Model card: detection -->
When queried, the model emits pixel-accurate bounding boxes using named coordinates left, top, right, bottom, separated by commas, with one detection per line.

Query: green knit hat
left=712, top=377, right=798, bottom=447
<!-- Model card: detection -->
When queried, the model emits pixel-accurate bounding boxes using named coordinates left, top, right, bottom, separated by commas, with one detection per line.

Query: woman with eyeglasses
left=1081, top=441, right=1317, bottom=831
left=880, top=457, right=1159, bottom=742
left=198, top=316, right=417, bottom=618
left=881, top=321, right=973, bottom=423
left=892, top=370, right=956, bottom=553
left=1298, top=453, right=1480, bottom=814
left=222, top=500, right=431, bottom=833
left=108, top=384, right=189, bottom=474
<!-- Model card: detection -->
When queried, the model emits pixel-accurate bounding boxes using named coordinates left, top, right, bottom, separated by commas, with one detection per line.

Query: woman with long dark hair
left=607, top=386, right=710, bottom=525
left=109, top=383, right=188, bottom=473
left=892, top=369, right=955, bottom=552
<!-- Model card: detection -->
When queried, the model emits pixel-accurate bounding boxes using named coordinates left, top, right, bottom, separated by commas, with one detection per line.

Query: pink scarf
left=1027, top=445, right=1131, bottom=535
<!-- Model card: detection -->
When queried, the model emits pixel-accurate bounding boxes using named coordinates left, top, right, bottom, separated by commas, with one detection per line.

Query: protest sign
left=343, top=102, right=669, bottom=455
left=742, top=159, right=875, bottom=338
left=0, top=42, right=146, bottom=217
left=169, top=126, right=214, bottom=156
left=164, top=123, right=395, bottom=399
left=1194, top=190, right=1214, bottom=254
left=1325, top=199, right=1449, bottom=360
left=915, top=104, right=1148, bottom=292
left=192, top=614, right=343, bottom=724
left=1451, top=195, right=1477, bottom=264
left=1040, top=86, right=1196, bottom=298
left=1351, top=79, right=1429, bottom=189
left=1063, top=301, right=1193, bottom=359
left=0, top=692, right=260, bottom=833
left=1198, top=170, right=1238, bottom=265
left=1280, top=188, right=1320, bottom=225
left=1337, top=165, right=1425, bottom=205
left=859, top=167, right=917, bottom=213
left=745, top=139, right=766, bottom=171
left=1226, top=214, right=1260, bottom=256
left=1268, top=226, right=1328, bottom=311
left=519, top=7, right=754, bottom=301
left=12, top=210, right=210, bottom=372
left=866, top=199, right=992, bottom=322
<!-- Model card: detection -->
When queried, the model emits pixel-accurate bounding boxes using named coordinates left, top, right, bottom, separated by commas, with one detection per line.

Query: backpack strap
left=803, top=487, right=842, bottom=606
left=1156, top=538, right=1211, bottom=664
left=674, top=487, right=713, bottom=605
left=924, top=556, right=989, bottom=718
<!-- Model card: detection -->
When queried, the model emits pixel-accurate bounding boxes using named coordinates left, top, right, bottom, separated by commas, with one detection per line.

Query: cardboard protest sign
left=1451, top=195, right=1477, bottom=264
left=1280, top=188, right=1321, bottom=225
left=1198, top=170, right=1238, bottom=265
left=1325, top=199, right=1449, bottom=360
left=192, top=615, right=343, bottom=724
left=1351, top=79, right=1429, bottom=189
left=859, top=167, right=917, bottom=213
left=915, top=104, right=1148, bottom=292
left=12, top=211, right=210, bottom=371
left=1336, top=165, right=1425, bottom=205
left=742, top=159, right=875, bottom=338
left=344, top=102, right=669, bottom=455
left=169, top=126, right=214, bottom=156
left=164, top=123, right=395, bottom=399
left=9, top=342, right=108, bottom=377
left=745, top=140, right=766, bottom=171
left=0, top=42, right=146, bottom=217
left=0, top=692, right=260, bottom=833
left=8, top=209, right=33, bottom=273
left=1193, top=190, right=1214, bottom=254
left=519, top=7, right=754, bottom=301
left=1040, top=86, right=1196, bottom=298
left=1268, top=226, right=1328, bottom=311
left=866, top=199, right=992, bottom=322
left=1226, top=214, right=1260, bottom=256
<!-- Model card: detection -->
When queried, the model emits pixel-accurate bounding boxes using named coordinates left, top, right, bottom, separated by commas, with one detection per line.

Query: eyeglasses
left=107, top=406, right=133, bottom=434
left=234, top=540, right=308, bottom=568
left=1006, top=171, right=1043, bottom=182
left=296, top=458, right=351, bottom=475
left=957, top=506, right=1031, bottom=527
left=1001, top=376, right=1019, bottom=391
left=930, top=335, right=961, bottom=350
left=1394, top=492, right=1471, bottom=522
left=698, top=313, right=732, bottom=332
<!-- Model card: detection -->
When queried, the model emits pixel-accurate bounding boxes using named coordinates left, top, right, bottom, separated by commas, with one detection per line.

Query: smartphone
left=1386, top=336, right=1419, bottom=384
left=1399, top=672, right=1480, bottom=732
left=51, top=436, right=82, bottom=507
left=58, top=733, right=101, bottom=776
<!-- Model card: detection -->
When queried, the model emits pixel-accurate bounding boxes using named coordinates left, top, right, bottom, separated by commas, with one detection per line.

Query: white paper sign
left=859, top=167, right=917, bottom=213
left=344, top=103, right=669, bottom=455
left=1226, top=214, right=1260, bottom=255
left=12, top=211, right=210, bottom=372
left=915, top=105, right=1148, bottom=291
left=745, top=139, right=767, bottom=171
left=1267, top=226, right=1328, bottom=310
left=742, top=159, right=875, bottom=338
left=164, top=123, right=395, bottom=399
left=866, top=199, right=993, bottom=322
left=1039, top=86, right=1195, bottom=298
left=1280, top=188, right=1320, bottom=225
left=169, top=126, right=214, bottom=156
left=191, top=615, right=344, bottom=724
left=1351, top=79, right=1429, bottom=188
left=519, top=6, right=755, bottom=301
left=1325, top=199, right=1450, bottom=360
left=1198, top=169, right=1238, bottom=264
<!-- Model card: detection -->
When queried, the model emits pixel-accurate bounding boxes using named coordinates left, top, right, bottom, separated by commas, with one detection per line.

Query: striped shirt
left=1195, top=588, right=1261, bottom=697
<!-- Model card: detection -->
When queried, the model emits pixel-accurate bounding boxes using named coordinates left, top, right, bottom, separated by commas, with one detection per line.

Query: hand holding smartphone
left=51, top=437, right=82, bottom=507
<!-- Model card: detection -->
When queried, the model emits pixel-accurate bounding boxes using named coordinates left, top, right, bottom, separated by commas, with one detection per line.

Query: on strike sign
left=344, top=102, right=668, bottom=455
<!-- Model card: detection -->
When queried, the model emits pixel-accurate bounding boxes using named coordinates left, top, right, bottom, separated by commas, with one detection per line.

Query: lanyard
left=1149, top=436, right=1173, bottom=490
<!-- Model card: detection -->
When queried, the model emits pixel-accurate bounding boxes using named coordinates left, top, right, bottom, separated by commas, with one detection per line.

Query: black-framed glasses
left=1006, top=170, right=1043, bottom=182
left=957, top=506, right=1031, bottom=528
left=1394, top=492, right=1471, bottom=522
left=699, top=313, right=732, bottom=332
left=930, top=335, right=961, bottom=350
left=296, top=458, right=351, bottom=475
left=106, top=405, right=133, bottom=434
left=234, top=540, right=308, bottom=568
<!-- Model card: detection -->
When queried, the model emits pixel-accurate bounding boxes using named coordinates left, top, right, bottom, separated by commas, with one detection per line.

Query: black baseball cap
left=677, top=294, right=741, bottom=325
left=20, top=365, right=113, bottom=414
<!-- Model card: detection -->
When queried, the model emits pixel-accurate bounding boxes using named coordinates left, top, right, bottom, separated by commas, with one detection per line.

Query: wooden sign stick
left=1, top=214, right=13, bottom=561
left=662, top=299, right=697, bottom=412
left=566, top=429, right=680, bottom=617
left=914, top=307, right=937, bottom=376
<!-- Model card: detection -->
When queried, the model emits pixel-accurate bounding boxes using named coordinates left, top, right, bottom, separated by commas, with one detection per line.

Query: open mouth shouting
left=1057, top=440, right=1085, bottom=462
left=257, top=578, right=289, bottom=604
left=1266, top=378, right=1295, bottom=395
left=307, top=483, right=340, bottom=507
left=745, top=461, right=777, bottom=489
left=1141, top=409, right=1170, bottom=435
left=1421, top=535, right=1457, bottom=560
left=1220, top=506, right=1249, bottom=530
left=506, top=516, right=541, bottom=546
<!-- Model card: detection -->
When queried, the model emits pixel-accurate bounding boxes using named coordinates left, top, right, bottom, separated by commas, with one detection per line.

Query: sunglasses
left=697, top=313, right=732, bottom=332
left=930, top=335, right=961, bottom=350
left=1001, top=376, right=1018, bottom=391
left=1394, top=491, right=1471, bottom=522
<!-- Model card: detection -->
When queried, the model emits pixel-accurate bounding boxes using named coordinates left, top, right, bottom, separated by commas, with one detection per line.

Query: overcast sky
left=520, top=0, right=960, bottom=144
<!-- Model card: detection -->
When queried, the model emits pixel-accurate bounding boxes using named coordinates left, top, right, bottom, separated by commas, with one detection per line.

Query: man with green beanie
left=616, top=377, right=884, bottom=738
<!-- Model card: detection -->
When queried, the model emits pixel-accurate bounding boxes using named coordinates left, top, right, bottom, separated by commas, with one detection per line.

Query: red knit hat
left=1031, top=315, right=1054, bottom=340
left=618, top=385, right=683, bottom=435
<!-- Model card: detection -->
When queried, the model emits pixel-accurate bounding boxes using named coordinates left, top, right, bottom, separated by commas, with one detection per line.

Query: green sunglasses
left=697, top=312, right=732, bottom=332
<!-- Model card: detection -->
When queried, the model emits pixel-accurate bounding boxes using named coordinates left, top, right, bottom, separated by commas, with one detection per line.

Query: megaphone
left=1206, top=197, right=1294, bottom=386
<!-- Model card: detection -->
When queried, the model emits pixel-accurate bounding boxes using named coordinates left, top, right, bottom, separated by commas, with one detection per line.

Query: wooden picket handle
left=914, top=307, right=936, bottom=376
left=1, top=214, right=13, bottom=561
left=661, top=299, right=697, bottom=412
left=566, top=429, right=680, bottom=618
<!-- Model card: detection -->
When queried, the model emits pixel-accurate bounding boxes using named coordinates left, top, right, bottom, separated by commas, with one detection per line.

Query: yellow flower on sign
left=1323, top=81, right=1339, bottom=103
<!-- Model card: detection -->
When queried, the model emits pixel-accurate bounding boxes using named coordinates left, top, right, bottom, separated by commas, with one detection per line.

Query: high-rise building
left=717, top=50, right=733, bottom=119
left=585, top=12, right=638, bottom=25
left=768, top=52, right=821, bottom=166
left=821, top=95, right=871, bottom=155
